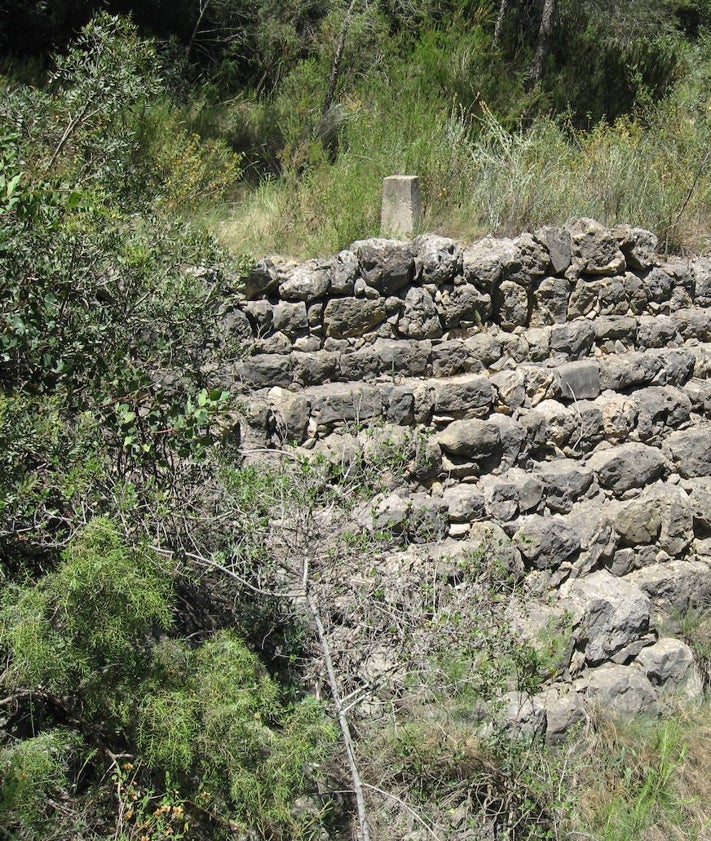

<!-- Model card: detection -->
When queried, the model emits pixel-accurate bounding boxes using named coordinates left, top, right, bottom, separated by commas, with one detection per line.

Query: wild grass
left=214, top=36, right=711, bottom=260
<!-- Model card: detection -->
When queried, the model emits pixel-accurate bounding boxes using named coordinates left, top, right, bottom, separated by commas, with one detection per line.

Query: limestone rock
left=267, top=387, right=310, bottom=444
left=636, top=638, right=702, bottom=698
left=329, top=249, right=359, bottom=295
left=437, top=419, right=500, bottom=459
left=563, top=571, right=650, bottom=665
left=398, top=287, right=443, bottom=339
left=513, top=514, right=581, bottom=570
left=414, top=233, right=462, bottom=285
left=443, top=484, right=486, bottom=523
left=577, top=664, right=657, bottom=717
left=586, top=443, right=667, bottom=495
left=614, top=498, right=662, bottom=546
left=495, top=280, right=529, bottom=330
left=351, top=238, right=414, bottom=294
left=323, top=297, right=386, bottom=339
left=534, top=226, right=573, bottom=275
left=462, top=236, right=513, bottom=291
left=663, top=424, right=711, bottom=479
left=568, top=217, right=626, bottom=275
left=433, top=376, right=493, bottom=419
left=278, top=260, right=330, bottom=301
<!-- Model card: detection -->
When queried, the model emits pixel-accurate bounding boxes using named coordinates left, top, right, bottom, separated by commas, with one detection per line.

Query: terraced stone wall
left=225, top=217, right=711, bottom=737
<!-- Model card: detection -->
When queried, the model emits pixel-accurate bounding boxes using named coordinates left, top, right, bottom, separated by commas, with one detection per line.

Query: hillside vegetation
left=2, top=2, right=711, bottom=840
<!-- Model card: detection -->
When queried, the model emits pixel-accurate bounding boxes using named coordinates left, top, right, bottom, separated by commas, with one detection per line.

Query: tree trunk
left=323, top=0, right=360, bottom=119
left=528, top=0, right=555, bottom=89
left=493, top=0, right=509, bottom=47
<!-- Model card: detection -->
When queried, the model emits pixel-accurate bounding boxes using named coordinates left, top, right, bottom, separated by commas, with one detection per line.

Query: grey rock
left=433, top=376, right=493, bottom=419
left=685, top=477, right=711, bottom=534
left=279, top=260, right=330, bottom=301
left=513, top=514, right=580, bottom=570
left=398, top=287, right=443, bottom=339
left=633, top=386, right=692, bottom=445
left=628, top=559, right=711, bottom=619
left=237, top=354, right=292, bottom=388
left=555, top=360, right=600, bottom=401
left=464, top=332, right=503, bottom=365
left=499, top=692, right=546, bottom=739
left=641, top=267, right=673, bottom=304
left=637, top=315, right=677, bottom=349
left=636, top=638, right=702, bottom=698
left=532, top=276, right=572, bottom=324
left=674, top=307, right=711, bottom=341
left=309, top=383, right=383, bottom=426
left=414, top=233, right=462, bottom=285
left=241, top=299, right=274, bottom=335
left=578, top=664, right=657, bottom=717
left=563, top=571, right=650, bottom=665
left=564, top=501, right=618, bottom=575
left=431, top=340, right=479, bottom=377
left=568, top=217, right=626, bottom=275
left=487, top=415, right=527, bottom=471
left=663, top=424, right=711, bottom=478
left=491, top=369, right=527, bottom=412
left=254, top=331, right=291, bottom=354
left=351, top=238, right=414, bottom=294
left=616, top=225, right=658, bottom=271
left=505, top=232, right=551, bottom=288
left=594, top=315, right=638, bottom=343
left=537, top=459, right=594, bottom=514
left=272, top=300, right=308, bottom=337
left=541, top=687, right=587, bottom=744
left=372, top=338, right=430, bottom=377
left=534, top=226, right=573, bottom=275
left=525, top=326, right=552, bottom=361
left=692, top=256, right=711, bottom=306
left=437, top=419, right=500, bottom=458
left=330, top=249, right=359, bottom=295
left=623, top=272, right=649, bottom=314
left=242, top=257, right=280, bottom=299
left=480, top=475, right=519, bottom=521
left=218, top=306, right=254, bottom=342
left=386, top=386, right=415, bottom=425
left=323, top=297, right=386, bottom=339
left=443, top=484, right=486, bottom=523
left=503, top=467, right=544, bottom=512
left=495, top=280, right=530, bottom=330
left=586, top=443, right=667, bottom=495
left=291, top=350, right=338, bottom=386
left=441, top=284, right=492, bottom=329
left=550, top=320, right=595, bottom=359
left=338, top=346, right=379, bottom=382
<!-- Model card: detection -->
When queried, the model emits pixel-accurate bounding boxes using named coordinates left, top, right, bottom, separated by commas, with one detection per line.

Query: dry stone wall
left=225, top=217, right=711, bottom=738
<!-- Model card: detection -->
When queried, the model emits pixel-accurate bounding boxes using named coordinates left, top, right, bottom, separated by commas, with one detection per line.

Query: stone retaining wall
left=227, top=217, right=711, bottom=738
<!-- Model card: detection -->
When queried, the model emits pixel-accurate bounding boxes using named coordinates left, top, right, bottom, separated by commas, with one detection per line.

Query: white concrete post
left=380, top=175, right=421, bottom=239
